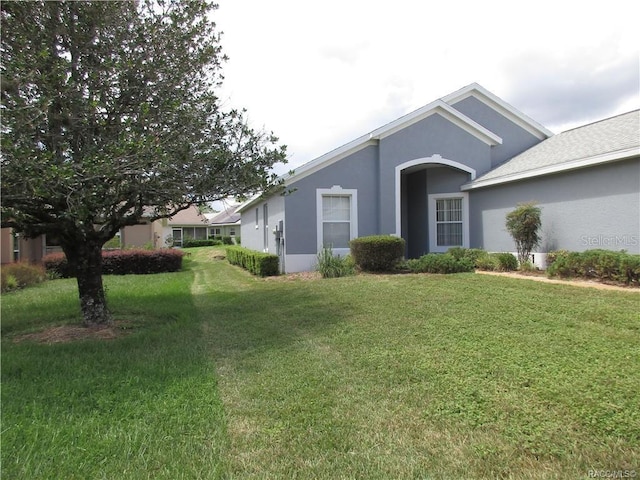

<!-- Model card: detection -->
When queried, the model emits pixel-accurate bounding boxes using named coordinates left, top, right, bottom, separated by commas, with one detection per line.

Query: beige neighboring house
left=165, top=205, right=212, bottom=247
left=0, top=205, right=221, bottom=264
left=0, top=228, right=57, bottom=264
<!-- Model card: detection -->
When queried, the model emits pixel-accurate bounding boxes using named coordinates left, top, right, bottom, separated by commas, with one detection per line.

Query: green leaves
left=1, top=0, right=287, bottom=241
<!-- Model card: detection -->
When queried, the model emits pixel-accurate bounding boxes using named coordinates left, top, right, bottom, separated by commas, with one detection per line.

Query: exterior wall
left=209, top=224, right=239, bottom=238
left=1, top=228, right=14, bottom=264
left=261, top=110, right=543, bottom=272
left=285, top=145, right=379, bottom=255
left=0, top=229, right=49, bottom=264
left=121, top=223, right=153, bottom=248
left=469, top=158, right=640, bottom=259
left=240, top=194, right=284, bottom=254
left=379, top=114, right=493, bottom=235
left=402, top=166, right=471, bottom=258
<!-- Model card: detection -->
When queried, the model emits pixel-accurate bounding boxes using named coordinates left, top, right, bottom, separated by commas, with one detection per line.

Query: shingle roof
left=463, top=110, right=640, bottom=190
left=208, top=204, right=241, bottom=225
left=168, top=205, right=210, bottom=225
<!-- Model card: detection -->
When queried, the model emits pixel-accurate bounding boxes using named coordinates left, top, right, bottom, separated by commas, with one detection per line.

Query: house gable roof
left=462, top=109, right=640, bottom=190
left=442, top=83, right=554, bottom=140
left=167, top=205, right=210, bottom=226
left=283, top=97, right=504, bottom=188
left=238, top=83, right=553, bottom=213
left=208, top=204, right=241, bottom=226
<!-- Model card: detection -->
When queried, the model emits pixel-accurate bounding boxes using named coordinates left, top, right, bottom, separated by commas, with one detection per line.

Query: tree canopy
left=1, top=0, right=287, bottom=325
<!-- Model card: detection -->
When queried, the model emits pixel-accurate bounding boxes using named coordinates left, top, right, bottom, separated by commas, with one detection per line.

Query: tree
left=505, top=202, right=542, bottom=266
left=1, top=0, right=287, bottom=326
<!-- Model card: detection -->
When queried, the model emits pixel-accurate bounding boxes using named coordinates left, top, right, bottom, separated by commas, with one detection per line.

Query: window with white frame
left=428, top=193, right=469, bottom=252
left=317, top=187, right=358, bottom=252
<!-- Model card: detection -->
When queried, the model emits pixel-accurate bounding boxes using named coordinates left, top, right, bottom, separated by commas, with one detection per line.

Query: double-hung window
left=428, top=193, right=469, bottom=252
left=317, top=187, right=358, bottom=253
left=436, top=197, right=463, bottom=246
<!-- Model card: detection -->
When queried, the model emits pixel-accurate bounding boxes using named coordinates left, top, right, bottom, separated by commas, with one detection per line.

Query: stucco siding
left=450, top=96, right=543, bottom=168
left=469, top=158, right=640, bottom=254
left=379, top=114, right=492, bottom=234
left=284, top=145, right=379, bottom=255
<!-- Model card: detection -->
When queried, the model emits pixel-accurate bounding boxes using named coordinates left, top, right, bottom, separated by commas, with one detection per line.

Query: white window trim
left=428, top=192, right=469, bottom=253
left=316, top=186, right=358, bottom=256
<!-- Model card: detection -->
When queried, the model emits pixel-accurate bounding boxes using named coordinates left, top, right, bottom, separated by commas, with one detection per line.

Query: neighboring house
left=163, top=206, right=210, bottom=247
left=0, top=228, right=59, bottom=264
left=1, top=205, right=216, bottom=263
left=207, top=204, right=241, bottom=239
left=238, top=83, right=640, bottom=273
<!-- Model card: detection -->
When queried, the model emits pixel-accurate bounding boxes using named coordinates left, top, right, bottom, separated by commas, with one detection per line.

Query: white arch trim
left=394, top=155, right=476, bottom=236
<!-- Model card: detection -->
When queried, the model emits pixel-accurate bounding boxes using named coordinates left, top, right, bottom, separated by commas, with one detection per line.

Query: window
left=428, top=193, right=469, bottom=252
left=436, top=198, right=463, bottom=246
left=322, top=195, right=351, bottom=248
left=317, top=186, right=358, bottom=253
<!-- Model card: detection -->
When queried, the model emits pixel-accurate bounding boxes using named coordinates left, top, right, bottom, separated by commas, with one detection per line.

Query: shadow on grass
left=1, top=267, right=229, bottom=479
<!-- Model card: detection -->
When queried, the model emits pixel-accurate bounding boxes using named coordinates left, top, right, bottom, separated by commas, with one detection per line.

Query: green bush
left=182, top=239, right=221, bottom=248
left=1, top=262, right=46, bottom=292
left=225, top=246, right=279, bottom=277
left=42, top=249, right=186, bottom=277
left=495, top=252, right=518, bottom=271
left=475, top=253, right=500, bottom=271
left=316, top=247, right=355, bottom=278
left=547, top=249, right=640, bottom=286
left=349, top=235, right=405, bottom=272
left=221, top=236, right=234, bottom=245
left=406, top=253, right=474, bottom=274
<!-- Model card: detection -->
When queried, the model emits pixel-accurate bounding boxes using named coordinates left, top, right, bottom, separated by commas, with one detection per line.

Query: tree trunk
left=63, top=241, right=113, bottom=327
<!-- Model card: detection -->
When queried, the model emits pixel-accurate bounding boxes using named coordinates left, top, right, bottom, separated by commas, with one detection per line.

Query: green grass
left=2, top=247, right=639, bottom=479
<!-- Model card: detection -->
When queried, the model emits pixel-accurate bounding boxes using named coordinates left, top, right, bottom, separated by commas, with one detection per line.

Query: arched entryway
left=395, top=155, right=475, bottom=258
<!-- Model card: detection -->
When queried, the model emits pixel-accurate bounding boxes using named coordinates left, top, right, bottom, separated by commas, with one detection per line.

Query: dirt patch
left=209, top=252, right=226, bottom=261
left=476, top=270, right=639, bottom=292
left=263, top=271, right=321, bottom=282
left=13, top=321, right=130, bottom=345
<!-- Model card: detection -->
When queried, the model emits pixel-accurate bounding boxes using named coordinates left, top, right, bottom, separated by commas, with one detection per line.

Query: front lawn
left=2, top=247, right=638, bottom=479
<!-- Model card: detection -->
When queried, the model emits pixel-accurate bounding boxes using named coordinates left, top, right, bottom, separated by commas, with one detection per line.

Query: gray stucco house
left=238, top=83, right=640, bottom=273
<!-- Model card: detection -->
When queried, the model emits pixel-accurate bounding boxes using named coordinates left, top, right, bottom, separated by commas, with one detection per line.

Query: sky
left=214, top=0, right=639, bottom=177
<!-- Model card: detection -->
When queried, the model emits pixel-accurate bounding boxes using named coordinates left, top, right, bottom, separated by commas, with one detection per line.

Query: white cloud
left=215, top=0, right=640, bottom=174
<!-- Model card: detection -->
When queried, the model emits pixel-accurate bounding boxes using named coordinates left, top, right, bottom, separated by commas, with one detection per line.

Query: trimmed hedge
left=406, top=253, right=475, bottom=274
left=349, top=235, right=405, bottom=272
left=42, top=249, right=186, bottom=277
left=182, top=239, right=222, bottom=248
left=547, top=249, right=640, bottom=285
left=225, top=246, right=279, bottom=277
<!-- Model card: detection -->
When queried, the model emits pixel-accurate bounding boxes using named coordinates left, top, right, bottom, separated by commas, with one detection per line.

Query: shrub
left=349, top=235, right=405, bottom=272
left=1, top=262, right=46, bottom=292
left=446, top=247, right=492, bottom=268
left=182, top=239, right=221, bottom=248
left=619, top=254, right=640, bottom=285
left=545, top=250, right=569, bottom=268
left=221, top=236, right=234, bottom=245
left=546, top=249, right=640, bottom=286
left=496, top=252, right=518, bottom=271
left=316, top=247, right=355, bottom=278
left=406, top=253, right=474, bottom=274
left=42, top=249, right=186, bottom=277
left=546, top=251, right=582, bottom=278
left=505, top=202, right=542, bottom=264
left=225, top=246, right=279, bottom=277
left=475, top=253, right=500, bottom=271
